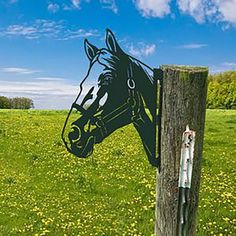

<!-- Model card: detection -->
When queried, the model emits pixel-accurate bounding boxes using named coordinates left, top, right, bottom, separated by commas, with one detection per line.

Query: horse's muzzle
left=67, top=125, right=95, bottom=158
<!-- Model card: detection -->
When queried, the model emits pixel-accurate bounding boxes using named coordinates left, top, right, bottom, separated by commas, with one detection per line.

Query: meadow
left=0, top=109, right=235, bottom=236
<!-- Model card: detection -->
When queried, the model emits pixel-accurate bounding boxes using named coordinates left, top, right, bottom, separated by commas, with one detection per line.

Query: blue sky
left=0, top=0, right=236, bottom=109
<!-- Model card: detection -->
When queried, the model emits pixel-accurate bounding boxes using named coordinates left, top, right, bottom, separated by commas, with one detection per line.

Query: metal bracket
left=178, top=125, right=195, bottom=188
left=177, top=125, right=196, bottom=236
left=155, top=68, right=164, bottom=171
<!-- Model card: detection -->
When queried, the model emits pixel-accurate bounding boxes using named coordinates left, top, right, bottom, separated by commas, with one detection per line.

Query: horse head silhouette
left=62, top=29, right=162, bottom=167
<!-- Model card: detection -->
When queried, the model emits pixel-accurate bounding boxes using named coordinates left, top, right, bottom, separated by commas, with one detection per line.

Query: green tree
left=0, top=96, right=11, bottom=109
left=10, top=97, right=34, bottom=109
left=207, top=70, right=236, bottom=109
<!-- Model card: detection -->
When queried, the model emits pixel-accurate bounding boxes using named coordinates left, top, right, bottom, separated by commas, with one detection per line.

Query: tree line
left=0, top=96, right=34, bottom=109
left=207, top=70, right=236, bottom=109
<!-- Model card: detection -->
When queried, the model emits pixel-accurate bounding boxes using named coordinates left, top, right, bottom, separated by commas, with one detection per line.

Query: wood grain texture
left=154, top=66, right=208, bottom=236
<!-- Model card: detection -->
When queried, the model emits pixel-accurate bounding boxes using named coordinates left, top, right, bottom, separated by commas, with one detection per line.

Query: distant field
left=0, top=109, right=235, bottom=236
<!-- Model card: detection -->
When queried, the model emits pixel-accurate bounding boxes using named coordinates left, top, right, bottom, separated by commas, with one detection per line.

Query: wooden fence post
left=154, top=65, right=208, bottom=236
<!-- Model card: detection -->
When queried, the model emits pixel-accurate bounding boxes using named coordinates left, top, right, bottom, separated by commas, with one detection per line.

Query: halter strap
left=91, top=63, right=143, bottom=140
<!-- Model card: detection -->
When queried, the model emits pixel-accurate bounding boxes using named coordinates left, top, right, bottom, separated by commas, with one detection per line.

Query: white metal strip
left=178, top=125, right=196, bottom=188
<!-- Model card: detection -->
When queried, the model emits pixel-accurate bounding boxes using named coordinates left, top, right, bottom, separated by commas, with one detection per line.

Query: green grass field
left=0, top=109, right=235, bottom=236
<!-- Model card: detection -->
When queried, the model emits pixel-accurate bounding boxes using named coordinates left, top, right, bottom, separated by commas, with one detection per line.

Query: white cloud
left=0, top=79, right=79, bottom=109
left=223, top=62, right=236, bottom=67
left=133, top=0, right=171, bottom=18
left=3, top=25, right=38, bottom=38
left=47, top=3, right=60, bottom=13
left=127, top=42, right=156, bottom=57
left=0, top=20, right=63, bottom=39
left=210, top=62, right=236, bottom=73
left=214, top=0, right=236, bottom=26
left=0, top=80, right=77, bottom=96
left=177, top=0, right=236, bottom=26
left=100, top=0, right=118, bottom=14
left=132, top=0, right=236, bottom=26
left=63, top=0, right=118, bottom=12
left=2, top=67, right=39, bottom=74
left=33, top=77, right=65, bottom=81
left=144, top=44, right=156, bottom=56
left=0, top=19, right=99, bottom=40
left=71, top=0, right=80, bottom=9
left=63, top=0, right=82, bottom=10
left=61, top=29, right=100, bottom=41
left=178, top=43, right=208, bottom=49
left=0, top=78, right=100, bottom=109
left=177, top=0, right=207, bottom=23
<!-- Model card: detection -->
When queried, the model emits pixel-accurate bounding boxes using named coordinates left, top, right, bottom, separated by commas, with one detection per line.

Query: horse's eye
left=99, top=75, right=112, bottom=86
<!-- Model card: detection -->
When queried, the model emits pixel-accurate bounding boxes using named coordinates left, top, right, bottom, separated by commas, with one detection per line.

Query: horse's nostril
left=69, top=125, right=81, bottom=142
left=76, top=140, right=83, bottom=148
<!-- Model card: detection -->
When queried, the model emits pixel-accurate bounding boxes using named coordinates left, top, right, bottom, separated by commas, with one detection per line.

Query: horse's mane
left=129, top=56, right=154, bottom=85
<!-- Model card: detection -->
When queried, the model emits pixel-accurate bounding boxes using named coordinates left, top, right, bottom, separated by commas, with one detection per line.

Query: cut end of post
left=160, top=65, right=208, bottom=73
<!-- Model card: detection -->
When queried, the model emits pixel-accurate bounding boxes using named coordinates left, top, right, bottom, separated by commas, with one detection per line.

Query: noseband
left=83, top=63, right=143, bottom=142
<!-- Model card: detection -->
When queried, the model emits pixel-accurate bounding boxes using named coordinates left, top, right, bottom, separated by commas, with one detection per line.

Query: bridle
left=92, top=63, right=143, bottom=139
left=61, top=55, right=163, bottom=168
left=61, top=59, right=143, bottom=147
left=83, top=62, right=143, bottom=141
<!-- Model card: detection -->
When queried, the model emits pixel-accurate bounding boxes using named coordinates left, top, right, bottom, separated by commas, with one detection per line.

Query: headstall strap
left=127, top=64, right=139, bottom=119
left=94, top=63, right=140, bottom=138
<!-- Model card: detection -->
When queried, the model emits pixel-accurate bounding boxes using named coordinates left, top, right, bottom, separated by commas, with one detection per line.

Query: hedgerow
left=207, top=70, right=236, bottom=109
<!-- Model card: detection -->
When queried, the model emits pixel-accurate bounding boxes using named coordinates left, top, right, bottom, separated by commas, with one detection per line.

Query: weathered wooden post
left=154, top=65, right=208, bottom=236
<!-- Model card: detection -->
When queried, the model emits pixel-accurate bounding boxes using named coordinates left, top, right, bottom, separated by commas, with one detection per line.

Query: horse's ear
left=106, top=29, right=123, bottom=54
left=84, top=39, right=98, bottom=61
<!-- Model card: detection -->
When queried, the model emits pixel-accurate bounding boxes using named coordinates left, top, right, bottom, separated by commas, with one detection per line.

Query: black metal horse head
left=62, top=29, right=162, bottom=167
